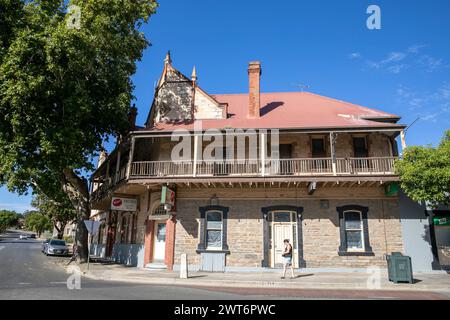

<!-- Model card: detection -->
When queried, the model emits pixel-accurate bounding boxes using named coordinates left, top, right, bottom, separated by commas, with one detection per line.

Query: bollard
left=180, top=253, right=188, bottom=279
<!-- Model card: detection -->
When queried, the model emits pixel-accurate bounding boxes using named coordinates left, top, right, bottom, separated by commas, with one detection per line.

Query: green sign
left=161, top=186, right=175, bottom=206
left=433, top=217, right=450, bottom=227
left=384, top=182, right=399, bottom=196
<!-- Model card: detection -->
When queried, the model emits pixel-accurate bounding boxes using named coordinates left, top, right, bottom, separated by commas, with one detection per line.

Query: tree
left=395, top=130, right=450, bottom=208
left=31, top=189, right=77, bottom=239
left=0, top=0, right=158, bottom=262
left=24, top=211, right=52, bottom=237
left=0, top=210, right=20, bottom=233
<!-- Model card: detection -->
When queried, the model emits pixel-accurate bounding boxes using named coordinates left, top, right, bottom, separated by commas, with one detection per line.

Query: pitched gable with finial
left=146, top=52, right=226, bottom=128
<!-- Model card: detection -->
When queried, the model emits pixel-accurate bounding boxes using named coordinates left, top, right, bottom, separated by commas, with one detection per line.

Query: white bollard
left=180, top=253, right=188, bottom=279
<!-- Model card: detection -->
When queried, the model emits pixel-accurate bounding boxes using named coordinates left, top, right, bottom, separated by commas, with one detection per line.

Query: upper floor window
left=353, top=137, right=368, bottom=158
left=279, top=144, right=293, bottom=159
left=311, top=138, right=326, bottom=158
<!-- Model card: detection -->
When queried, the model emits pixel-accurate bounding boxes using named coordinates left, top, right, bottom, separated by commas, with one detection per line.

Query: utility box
left=386, top=252, right=413, bottom=284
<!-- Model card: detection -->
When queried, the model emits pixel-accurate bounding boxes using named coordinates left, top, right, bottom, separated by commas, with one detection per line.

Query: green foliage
left=64, top=235, right=74, bottom=243
left=24, top=211, right=52, bottom=236
left=395, top=130, right=450, bottom=208
left=0, top=210, right=20, bottom=233
left=0, top=0, right=158, bottom=194
left=31, top=188, right=77, bottom=235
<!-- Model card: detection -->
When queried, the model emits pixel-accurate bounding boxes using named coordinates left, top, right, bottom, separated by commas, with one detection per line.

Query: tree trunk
left=54, top=221, right=66, bottom=240
left=61, top=169, right=91, bottom=263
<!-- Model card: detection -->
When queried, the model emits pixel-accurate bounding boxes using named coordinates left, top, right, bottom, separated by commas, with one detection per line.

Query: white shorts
left=283, top=256, right=292, bottom=265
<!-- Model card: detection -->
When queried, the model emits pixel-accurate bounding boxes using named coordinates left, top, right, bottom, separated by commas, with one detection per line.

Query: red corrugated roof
left=143, top=91, right=403, bottom=132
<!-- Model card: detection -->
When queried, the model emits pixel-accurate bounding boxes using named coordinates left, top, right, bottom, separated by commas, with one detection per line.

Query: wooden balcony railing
left=128, top=157, right=397, bottom=178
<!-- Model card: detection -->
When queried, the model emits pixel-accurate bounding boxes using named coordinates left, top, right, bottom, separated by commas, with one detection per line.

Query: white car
left=19, top=235, right=28, bottom=240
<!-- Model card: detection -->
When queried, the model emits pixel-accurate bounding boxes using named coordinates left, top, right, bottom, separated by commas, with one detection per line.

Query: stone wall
left=174, top=186, right=403, bottom=269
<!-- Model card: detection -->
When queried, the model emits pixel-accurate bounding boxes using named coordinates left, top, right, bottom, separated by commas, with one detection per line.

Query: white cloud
left=351, top=45, right=447, bottom=74
left=387, top=64, right=407, bottom=74
left=407, top=44, right=427, bottom=54
left=382, top=52, right=406, bottom=64
left=419, top=55, right=446, bottom=72
left=348, top=52, right=361, bottom=59
left=396, top=83, right=450, bottom=122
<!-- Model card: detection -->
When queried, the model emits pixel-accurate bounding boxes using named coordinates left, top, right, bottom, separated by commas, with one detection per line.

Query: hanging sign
left=111, top=196, right=137, bottom=211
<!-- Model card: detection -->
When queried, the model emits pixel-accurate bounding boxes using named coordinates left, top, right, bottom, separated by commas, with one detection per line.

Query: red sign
left=112, top=198, right=122, bottom=207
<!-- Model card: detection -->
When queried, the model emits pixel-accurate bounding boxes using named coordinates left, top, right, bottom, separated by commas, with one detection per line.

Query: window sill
left=196, top=249, right=230, bottom=254
left=338, top=251, right=374, bottom=256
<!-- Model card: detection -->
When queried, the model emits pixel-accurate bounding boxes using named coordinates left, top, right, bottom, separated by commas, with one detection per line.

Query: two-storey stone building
left=90, top=53, right=406, bottom=272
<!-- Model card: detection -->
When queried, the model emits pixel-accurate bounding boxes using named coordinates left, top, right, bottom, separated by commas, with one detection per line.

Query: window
left=197, top=205, right=229, bottom=253
left=337, top=205, right=373, bottom=256
left=279, top=144, right=293, bottom=159
left=206, top=211, right=223, bottom=250
left=353, top=137, right=368, bottom=158
left=311, top=138, right=326, bottom=158
left=344, top=211, right=364, bottom=251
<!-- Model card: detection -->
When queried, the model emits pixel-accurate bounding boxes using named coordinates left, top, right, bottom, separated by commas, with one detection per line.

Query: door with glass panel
left=153, top=222, right=166, bottom=261
left=270, top=211, right=298, bottom=268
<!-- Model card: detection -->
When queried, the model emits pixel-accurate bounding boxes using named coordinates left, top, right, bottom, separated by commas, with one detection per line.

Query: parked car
left=29, top=234, right=36, bottom=239
left=41, top=239, right=50, bottom=253
left=44, top=239, right=69, bottom=256
left=19, top=235, right=27, bottom=240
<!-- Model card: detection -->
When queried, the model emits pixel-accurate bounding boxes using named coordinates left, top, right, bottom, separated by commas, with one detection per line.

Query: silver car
left=44, top=239, right=69, bottom=256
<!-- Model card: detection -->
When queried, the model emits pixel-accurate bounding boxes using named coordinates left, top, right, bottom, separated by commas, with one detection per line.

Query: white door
left=153, top=222, right=166, bottom=261
left=273, top=224, right=293, bottom=267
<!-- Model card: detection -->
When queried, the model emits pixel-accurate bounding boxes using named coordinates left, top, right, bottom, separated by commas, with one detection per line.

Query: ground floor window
left=344, top=211, right=364, bottom=251
left=206, top=211, right=223, bottom=250
left=337, top=205, right=373, bottom=256
left=197, top=205, right=229, bottom=252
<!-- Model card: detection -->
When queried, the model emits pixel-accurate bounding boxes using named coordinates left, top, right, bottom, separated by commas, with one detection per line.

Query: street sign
left=84, top=220, right=101, bottom=235
left=161, top=186, right=176, bottom=206
left=111, top=196, right=137, bottom=211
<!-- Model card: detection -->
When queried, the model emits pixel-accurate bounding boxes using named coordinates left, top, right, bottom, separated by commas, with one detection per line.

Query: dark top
left=283, top=244, right=293, bottom=258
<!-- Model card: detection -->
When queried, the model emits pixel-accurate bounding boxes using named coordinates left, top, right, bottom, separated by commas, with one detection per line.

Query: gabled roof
left=142, top=91, right=404, bottom=132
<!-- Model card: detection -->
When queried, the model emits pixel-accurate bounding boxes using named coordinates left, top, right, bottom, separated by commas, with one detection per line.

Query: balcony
left=129, top=157, right=397, bottom=179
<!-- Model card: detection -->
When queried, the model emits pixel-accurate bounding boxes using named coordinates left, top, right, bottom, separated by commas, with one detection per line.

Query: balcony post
left=260, top=131, right=266, bottom=177
left=193, top=134, right=199, bottom=177
left=330, top=132, right=337, bottom=176
left=115, top=148, right=121, bottom=184
left=126, top=136, right=136, bottom=179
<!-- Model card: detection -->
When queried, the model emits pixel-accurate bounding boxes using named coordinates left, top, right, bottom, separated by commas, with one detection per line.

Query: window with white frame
left=344, top=211, right=364, bottom=251
left=206, top=211, right=223, bottom=250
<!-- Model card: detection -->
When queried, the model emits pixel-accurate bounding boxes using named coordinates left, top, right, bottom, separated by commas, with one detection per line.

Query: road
left=0, top=230, right=448, bottom=300
left=0, top=230, right=273, bottom=300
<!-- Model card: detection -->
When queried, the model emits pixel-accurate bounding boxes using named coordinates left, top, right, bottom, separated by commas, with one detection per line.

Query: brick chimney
left=128, top=104, right=138, bottom=131
left=248, top=61, right=261, bottom=118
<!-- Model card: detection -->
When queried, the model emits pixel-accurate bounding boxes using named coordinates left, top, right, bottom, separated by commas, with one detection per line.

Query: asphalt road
left=0, top=230, right=277, bottom=300
left=1, top=230, right=448, bottom=300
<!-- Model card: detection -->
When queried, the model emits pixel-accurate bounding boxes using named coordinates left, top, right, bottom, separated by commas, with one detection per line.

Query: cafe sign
left=111, top=197, right=137, bottom=211
left=161, top=186, right=175, bottom=207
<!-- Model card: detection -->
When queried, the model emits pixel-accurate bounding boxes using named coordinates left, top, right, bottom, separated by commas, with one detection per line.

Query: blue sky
left=1, top=0, right=450, bottom=212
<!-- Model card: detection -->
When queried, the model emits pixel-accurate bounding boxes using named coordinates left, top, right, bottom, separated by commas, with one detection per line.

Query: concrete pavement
left=77, top=260, right=450, bottom=296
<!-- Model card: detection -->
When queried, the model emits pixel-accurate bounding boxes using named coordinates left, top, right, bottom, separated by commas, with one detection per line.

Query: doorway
left=153, top=221, right=166, bottom=262
left=269, top=211, right=299, bottom=268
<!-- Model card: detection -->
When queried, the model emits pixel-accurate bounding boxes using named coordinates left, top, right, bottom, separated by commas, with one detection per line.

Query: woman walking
left=281, top=239, right=295, bottom=279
